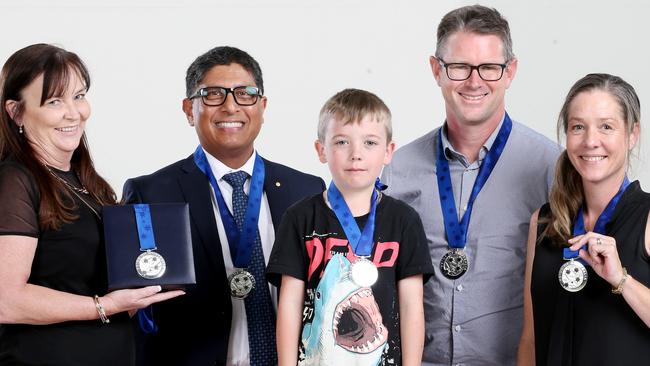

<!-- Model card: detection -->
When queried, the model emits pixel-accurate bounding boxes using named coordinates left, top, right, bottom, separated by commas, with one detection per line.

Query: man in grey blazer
left=382, top=5, right=559, bottom=366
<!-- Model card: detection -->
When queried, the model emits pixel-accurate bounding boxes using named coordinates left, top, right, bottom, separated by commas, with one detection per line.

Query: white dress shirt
left=204, top=148, right=277, bottom=366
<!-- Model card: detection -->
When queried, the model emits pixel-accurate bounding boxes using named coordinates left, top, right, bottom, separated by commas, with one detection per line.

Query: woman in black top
left=517, top=73, right=650, bottom=366
left=0, top=44, right=183, bottom=366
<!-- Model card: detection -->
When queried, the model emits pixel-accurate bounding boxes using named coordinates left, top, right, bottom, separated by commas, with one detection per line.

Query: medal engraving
left=135, top=251, right=166, bottom=279
left=558, top=260, right=588, bottom=292
left=440, top=249, right=468, bottom=279
left=228, top=269, right=256, bottom=299
left=350, top=258, right=378, bottom=287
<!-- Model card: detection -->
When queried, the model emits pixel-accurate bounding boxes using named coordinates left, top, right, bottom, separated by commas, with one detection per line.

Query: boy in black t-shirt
left=267, top=89, right=434, bottom=366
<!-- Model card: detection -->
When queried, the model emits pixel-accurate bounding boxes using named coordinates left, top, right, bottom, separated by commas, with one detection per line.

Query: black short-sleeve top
left=0, top=160, right=134, bottom=366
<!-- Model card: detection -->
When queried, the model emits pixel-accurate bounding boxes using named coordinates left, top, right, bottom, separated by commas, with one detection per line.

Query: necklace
left=66, top=185, right=101, bottom=219
left=46, top=166, right=90, bottom=195
left=45, top=165, right=100, bottom=219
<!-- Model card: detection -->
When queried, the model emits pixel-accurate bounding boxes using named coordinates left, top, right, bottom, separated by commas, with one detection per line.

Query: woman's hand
left=568, top=232, right=625, bottom=287
left=99, top=286, right=184, bottom=316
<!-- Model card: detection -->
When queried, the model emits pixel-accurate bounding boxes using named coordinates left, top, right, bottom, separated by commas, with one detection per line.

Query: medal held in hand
left=228, top=269, right=256, bottom=299
left=440, top=248, right=469, bottom=279
left=327, top=179, right=386, bottom=288
left=558, top=257, right=588, bottom=292
left=436, top=114, right=512, bottom=279
left=133, top=204, right=167, bottom=280
left=560, top=177, right=629, bottom=292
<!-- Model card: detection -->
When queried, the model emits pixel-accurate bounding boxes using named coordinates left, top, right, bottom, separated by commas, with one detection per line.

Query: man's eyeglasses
left=190, top=86, right=262, bottom=106
left=438, top=59, right=509, bottom=81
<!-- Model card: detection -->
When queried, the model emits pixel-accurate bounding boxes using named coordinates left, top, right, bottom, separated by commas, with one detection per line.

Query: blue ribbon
left=327, top=178, right=386, bottom=257
left=132, top=204, right=159, bottom=333
left=564, top=176, right=630, bottom=260
left=193, top=146, right=265, bottom=268
left=137, top=306, right=158, bottom=333
left=436, top=113, right=512, bottom=249
left=133, top=204, right=158, bottom=251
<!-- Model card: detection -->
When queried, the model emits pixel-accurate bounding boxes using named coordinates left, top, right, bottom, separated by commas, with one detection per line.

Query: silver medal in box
left=135, top=250, right=167, bottom=279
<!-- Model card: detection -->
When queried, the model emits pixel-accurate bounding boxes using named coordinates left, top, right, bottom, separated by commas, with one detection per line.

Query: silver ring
left=596, top=238, right=602, bottom=245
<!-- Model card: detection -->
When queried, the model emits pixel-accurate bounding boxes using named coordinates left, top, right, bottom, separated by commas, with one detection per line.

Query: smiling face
left=315, top=115, right=394, bottom=195
left=8, top=70, right=90, bottom=168
left=566, top=89, right=639, bottom=189
left=183, top=63, right=267, bottom=168
left=431, top=31, right=517, bottom=129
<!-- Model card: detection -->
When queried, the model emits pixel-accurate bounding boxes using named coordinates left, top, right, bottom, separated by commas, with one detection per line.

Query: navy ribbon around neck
left=564, top=176, right=630, bottom=260
left=327, top=178, right=386, bottom=257
left=193, top=146, right=265, bottom=268
left=436, top=113, right=512, bottom=250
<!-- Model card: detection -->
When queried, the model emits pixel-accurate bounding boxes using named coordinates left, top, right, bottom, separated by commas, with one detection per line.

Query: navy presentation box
left=102, top=203, right=196, bottom=290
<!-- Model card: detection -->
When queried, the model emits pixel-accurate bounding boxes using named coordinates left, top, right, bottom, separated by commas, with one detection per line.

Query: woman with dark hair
left=518, top=73, right=650, bottom=365
left=0, top=44, right=183, bottom=365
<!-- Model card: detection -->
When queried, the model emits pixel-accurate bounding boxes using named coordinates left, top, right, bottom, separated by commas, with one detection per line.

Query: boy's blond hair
left=317, top=88, right=392, bottom=142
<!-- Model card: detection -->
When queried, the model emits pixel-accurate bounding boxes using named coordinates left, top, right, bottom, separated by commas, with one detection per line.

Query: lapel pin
left=275, top=182, right=281, bottom=187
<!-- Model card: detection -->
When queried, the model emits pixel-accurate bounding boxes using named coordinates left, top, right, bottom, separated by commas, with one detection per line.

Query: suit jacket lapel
left=178, top=156, right=225, bottom=273
left=262, top=158, right=290, bottom=229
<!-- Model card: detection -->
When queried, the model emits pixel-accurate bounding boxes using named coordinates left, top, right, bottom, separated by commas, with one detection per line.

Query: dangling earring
left=18, top=125, right=23, bottom=134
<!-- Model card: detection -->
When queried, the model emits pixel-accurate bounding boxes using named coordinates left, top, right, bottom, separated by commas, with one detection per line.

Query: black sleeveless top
left=0, top=160, right=134, bottom=366
left=532, top=181, right=650, bottom=366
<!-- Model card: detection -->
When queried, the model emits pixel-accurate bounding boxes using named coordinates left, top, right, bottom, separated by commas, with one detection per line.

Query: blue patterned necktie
left=222, top=171, right=277, bottom=366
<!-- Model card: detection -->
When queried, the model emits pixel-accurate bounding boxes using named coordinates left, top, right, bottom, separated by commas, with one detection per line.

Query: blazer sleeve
left=122, top=178, right=144, bottom=204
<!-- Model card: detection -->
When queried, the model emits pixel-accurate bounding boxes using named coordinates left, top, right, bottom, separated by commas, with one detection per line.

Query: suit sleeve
left=122, top=178, right=144, bottom=204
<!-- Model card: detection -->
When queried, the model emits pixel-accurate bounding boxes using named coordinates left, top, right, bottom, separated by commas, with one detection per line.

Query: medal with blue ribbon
left=327, top=178, right=386, bottom=287
left=436, top=113, right=512, bottom=279
left=133, top=204, right=167, bottom=280
left=559, top=176, right=629, bottom=292
left=193, top=146, right=265, bottom=299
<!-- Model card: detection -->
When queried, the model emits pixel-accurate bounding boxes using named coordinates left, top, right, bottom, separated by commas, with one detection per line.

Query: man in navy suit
left=123, top=46, right=324, bottom=366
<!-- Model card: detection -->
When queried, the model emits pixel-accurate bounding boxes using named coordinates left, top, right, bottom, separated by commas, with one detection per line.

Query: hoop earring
left=19, top=125, right=23, bottom=134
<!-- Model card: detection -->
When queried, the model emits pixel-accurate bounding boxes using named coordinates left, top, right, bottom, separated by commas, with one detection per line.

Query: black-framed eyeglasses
left=190, top=86, right=262, bottom=106
left=438, top=59, right=509, bottom=81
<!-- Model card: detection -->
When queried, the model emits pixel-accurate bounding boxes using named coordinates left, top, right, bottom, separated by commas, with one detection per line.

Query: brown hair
left=317, top=88, right=392, bottom=142
left=435, top=5, right=514, bottom=62
left=0, top=43, right=116, bottom=230
left=542, top=73, right=641, bottom=245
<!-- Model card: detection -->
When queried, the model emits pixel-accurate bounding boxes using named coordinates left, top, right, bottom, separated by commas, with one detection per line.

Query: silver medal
left=440, top=249, right=469, bottom=279
left=350, top=257, right=378, bottom=287
left=558, top=259, right=588, bottom=292
left=135, top=250, right=167, bottom=279
left=228, top=269, right=256, bottom=299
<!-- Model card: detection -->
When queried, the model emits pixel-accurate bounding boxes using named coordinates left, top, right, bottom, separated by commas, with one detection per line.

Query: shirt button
left=456, top=284, right=463, bottom=292
left=454, top=325, right=461, bottom=332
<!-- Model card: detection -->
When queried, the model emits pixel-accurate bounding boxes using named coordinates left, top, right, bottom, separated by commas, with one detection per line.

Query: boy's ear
left=314, top=139, right=327, bottom=164
left=383, top=141, right=396, bottom=165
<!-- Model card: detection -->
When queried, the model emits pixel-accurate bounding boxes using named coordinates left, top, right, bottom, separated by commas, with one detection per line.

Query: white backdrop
left=1, top=0, right=648, bottom=196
